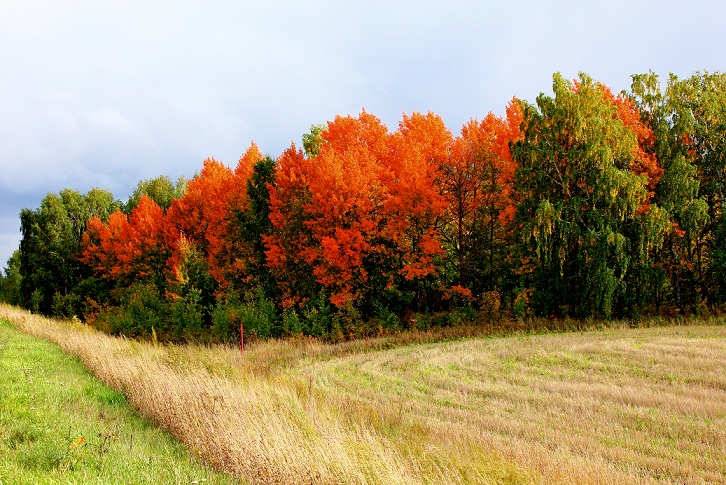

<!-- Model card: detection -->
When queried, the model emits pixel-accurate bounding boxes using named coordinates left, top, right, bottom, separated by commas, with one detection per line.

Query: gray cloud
left=2, top=0, right=725, bottom=270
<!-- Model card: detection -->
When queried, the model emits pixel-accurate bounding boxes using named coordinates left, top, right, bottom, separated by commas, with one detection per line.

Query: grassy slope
left=0, top=319, right=240, bottom=485
left=2, top=304, right=725, bottom=484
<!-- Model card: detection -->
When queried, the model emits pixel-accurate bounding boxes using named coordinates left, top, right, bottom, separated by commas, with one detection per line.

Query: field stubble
left=1, top=304, right=724, bottom=484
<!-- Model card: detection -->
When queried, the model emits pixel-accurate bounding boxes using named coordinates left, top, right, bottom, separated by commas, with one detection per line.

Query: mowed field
left=1, top=304, right=725, bottom=484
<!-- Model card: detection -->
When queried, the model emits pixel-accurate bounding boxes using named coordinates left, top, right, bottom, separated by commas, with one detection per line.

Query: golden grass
left=2, top=303, right=725, bottom=484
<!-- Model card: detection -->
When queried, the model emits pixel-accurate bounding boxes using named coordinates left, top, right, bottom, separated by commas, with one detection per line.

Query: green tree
left=125, top=175, right=187, bottom=213
left=666, top=71, right=726, bottom=305
left=166, top=236, right=214, bottom=338
left=18, top=189, right=119, bottom=316
left=239, top=155, right=278, bottom=295
left=512, top=72, right=664, bottom=318
left=302, top=124, right=325, bottom=158
left=630, top=71, right=719, bottom=311
left=210, top=155, right=278, bottom=296
left=20, top=194, right=76, bottom=314
left=0, top=250, right=22, bottom=305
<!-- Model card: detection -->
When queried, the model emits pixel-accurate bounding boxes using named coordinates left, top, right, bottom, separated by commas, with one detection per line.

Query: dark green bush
left=211, top=298, right=242, bottom=343
left=301, top=291, right=332, bottom=338
left=239, top=287, right=277, bottom=340
left=102, top=283, right=166, bottom=338
left=52, top=292, right=81, bottom=319
left=168, top=288, right=203, bottom=342
left=281, top=307, right=303, bottom=337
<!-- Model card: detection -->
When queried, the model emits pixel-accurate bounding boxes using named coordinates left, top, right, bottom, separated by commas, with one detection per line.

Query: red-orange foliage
left=163, top=149, right=257, bottom=289
left=439, top=99, right=523, bottom=290
left=84, top=146, right=261, bottom=293
left=266, top=113, right=393, bottom=306
left=307, top=112, right=391, bottom=305
left=82, top=195, right=167, bottom=281
left=385, top=112, right=450, bottom=280
left=264, top=145, right=317, bottom=304
left=454, top=99, right=523, bottom=229
left=499, top=100, right=525, bottom=225
left=266, top=108, right=523, bottom=306
left=164, top=157, right=233, bottom=252
left=207, top=143, right=261, bottom=289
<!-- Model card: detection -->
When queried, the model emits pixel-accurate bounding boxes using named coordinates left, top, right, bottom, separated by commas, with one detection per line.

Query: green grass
left=0, top=319, right=240, bottom=485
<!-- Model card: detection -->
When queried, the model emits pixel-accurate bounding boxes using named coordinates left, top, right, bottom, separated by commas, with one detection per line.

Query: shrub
left=29, top=289, right=43, bottom=314
left=239, top=288, right=277, bottom=340
left=371, top=301, right=400, bottom=335
left=478, top=290, right=502, bottom=323
left=167, top=288, right=203, bottom=342
left=332, top=303, right=363, bottom=341
left=107, top=283, right=167, bottom=338
left=301, top=291, right=332, bottom=338
left=513, top=287, right=533, bottom=320
left=212, top=296, right=243, bottom=343
left=52, top=292, right=81, bottom=319
left=281, top=307, right=303, bottom=337
left=214, top=287, right=279, bottom=343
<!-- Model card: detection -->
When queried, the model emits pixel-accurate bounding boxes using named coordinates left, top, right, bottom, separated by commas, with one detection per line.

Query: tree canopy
left=4, top=70, right=725, bottom=342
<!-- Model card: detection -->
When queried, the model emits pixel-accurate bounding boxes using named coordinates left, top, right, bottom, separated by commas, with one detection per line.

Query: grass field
left=1, top=303, right=725, bottom=484
left=0, top=317, right=238, bottom=484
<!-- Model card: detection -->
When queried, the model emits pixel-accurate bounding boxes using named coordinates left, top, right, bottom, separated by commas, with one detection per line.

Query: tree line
left=2, top=71, right=725, bottom=342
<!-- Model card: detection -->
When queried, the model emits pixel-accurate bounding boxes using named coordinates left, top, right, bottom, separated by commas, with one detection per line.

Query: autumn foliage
left=82, top=195, right=167, bottom=284
left=10, top=70, right=726, bottom=341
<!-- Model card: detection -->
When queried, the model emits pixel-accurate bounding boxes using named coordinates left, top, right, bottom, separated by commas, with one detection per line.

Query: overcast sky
left=1, top=0, right=725, bottom=271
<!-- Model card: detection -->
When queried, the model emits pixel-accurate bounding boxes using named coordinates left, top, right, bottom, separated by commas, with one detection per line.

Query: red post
left=240, top=323, right=245, bottom=353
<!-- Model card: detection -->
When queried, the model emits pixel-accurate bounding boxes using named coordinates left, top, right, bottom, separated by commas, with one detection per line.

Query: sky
left=1, top=0, right=725, bottom=272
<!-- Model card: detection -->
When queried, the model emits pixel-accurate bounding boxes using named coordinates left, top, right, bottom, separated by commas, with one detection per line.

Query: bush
left=513, top=287, right=534, bottom=320
left=104, top=283, right=167, bottom=338
left=211, top=293, right=249, bottom=343
left=301, top=291, right=332, bottom=338
left=371, top=301, right=400, bottom=335
left=281, top=307, right=303, bottom=337
left=213, top=288, right=279, bottom=343
left=239, top=288, right=277, bottom=340
left=478, top=290, right=502, bottom=323
left=52, top=292, right=81, bottom=319
left=332, top=303, right=363, bottom=341
left=167, top=288, right=203, bottom=342
left=29, top=289, right=43, bottom=314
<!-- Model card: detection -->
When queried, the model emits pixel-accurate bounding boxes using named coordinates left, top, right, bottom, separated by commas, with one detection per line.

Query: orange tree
left=439, top=100, right=522, bottom=297
left=82, top=195, right=168, bottom=288
left=265, top=112, right=393, bottom=318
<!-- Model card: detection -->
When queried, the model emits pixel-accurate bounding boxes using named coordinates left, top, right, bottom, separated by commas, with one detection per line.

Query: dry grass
left=2, top=303, right=725, bottom=484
